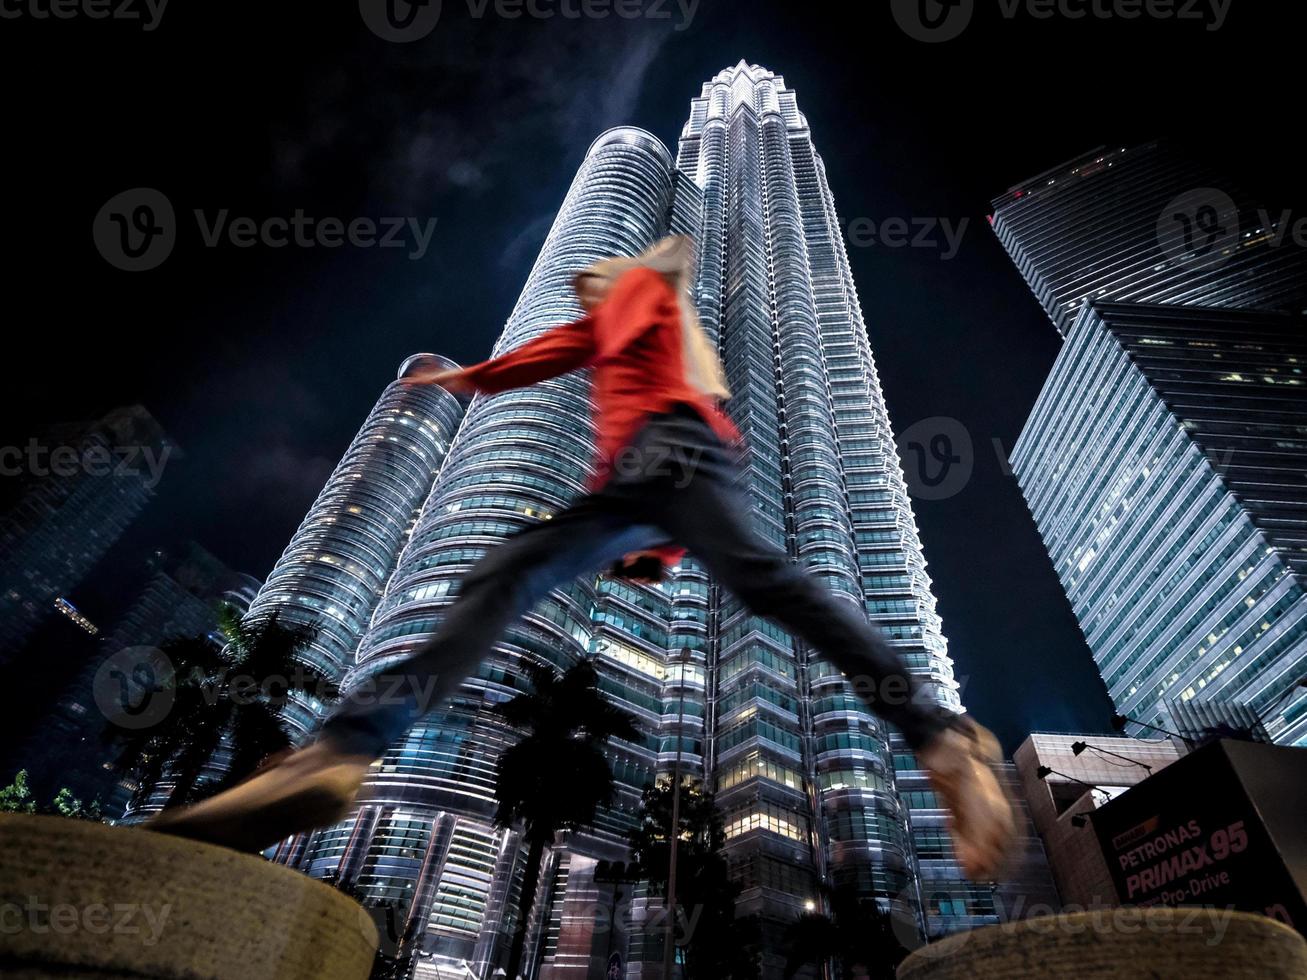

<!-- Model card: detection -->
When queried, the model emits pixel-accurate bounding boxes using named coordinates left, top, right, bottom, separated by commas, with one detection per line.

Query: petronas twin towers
left=266, top=63, right=977, bottom=977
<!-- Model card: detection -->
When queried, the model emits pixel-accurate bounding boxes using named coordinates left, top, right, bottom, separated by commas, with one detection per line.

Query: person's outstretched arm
left=403, top=317, right=596, bottom=394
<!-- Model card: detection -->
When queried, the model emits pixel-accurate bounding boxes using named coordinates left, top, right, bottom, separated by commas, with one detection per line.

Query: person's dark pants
left=322, top=407, right=952, bottom=756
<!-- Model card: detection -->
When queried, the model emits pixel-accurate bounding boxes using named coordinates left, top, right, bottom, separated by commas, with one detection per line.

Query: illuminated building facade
left=989, top=141, right=1307, bottom=338
left=1012, top=304, right=1307, bottom=747
left=0, top=406, right=173, bottom=661
left=1012, top=732, right=1183, bottom=908
left=272, top=64, right=1045, bottom=978
left=244, top=356, right=466, bottom=742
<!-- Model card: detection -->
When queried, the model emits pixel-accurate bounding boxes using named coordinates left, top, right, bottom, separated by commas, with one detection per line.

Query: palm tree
left=782, top=885, right=907, bottom=980
left=628, top=780, right=758, bottom=979
left=108, top=607, right=334, bottom=810
left=493, top=659, right=638, bottom=980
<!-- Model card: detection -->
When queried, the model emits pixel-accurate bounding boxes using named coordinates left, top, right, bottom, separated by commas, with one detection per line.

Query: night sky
left=2, top=0, right=1303, bottom=752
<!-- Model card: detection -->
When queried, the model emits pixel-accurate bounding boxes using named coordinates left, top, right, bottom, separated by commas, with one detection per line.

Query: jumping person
left=150, top=236, right=1014, bottom=879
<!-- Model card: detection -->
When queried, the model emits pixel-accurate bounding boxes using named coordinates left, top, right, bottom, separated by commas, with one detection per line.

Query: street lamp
left=1071, top=740, right=1153, bottom=774
left=1035, top=765, right=1105, bottom=792
left=662, top=646, right=693, bottom=980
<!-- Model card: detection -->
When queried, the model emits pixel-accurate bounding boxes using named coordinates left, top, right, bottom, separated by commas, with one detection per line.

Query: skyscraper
left=674, top=63, right=968, bottom=950
left=116, top=361, right=465, bottom=822
left=0, top=406, right=174, bottom=660
left=242, top=355, right=466, bottom=742
left=277, top=64, right=1036, bottom=978
left=30, top=542, right=258, bottom=810
left=989, top=142, right=1307, bottom=338
left=278, top=126, right=708, bottom=978
left=1011, top=303, right=1307, bottom=746
left=993, top=137, right=1307, bottom=749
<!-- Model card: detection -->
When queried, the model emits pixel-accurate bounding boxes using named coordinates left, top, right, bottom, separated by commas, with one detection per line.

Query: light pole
left=1071, top=740, right=1153, bottom=774
left=662, top=646, right=692, bottom=980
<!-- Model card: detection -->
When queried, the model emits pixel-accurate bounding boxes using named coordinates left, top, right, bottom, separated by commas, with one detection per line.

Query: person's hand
left=402, top=366, right=475, bottom=394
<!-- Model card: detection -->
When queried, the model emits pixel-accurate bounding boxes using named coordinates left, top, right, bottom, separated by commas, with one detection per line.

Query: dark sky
left=2, top=0, right=1303, bottom=752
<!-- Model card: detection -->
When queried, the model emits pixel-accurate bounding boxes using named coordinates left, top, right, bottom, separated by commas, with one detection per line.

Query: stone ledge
left=898, top=907, right=1307, bottom=979
left=0, top=814, right=377, bottom=980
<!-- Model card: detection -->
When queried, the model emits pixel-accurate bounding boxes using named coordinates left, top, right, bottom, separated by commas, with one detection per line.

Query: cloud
left=268, top=16, right=681, bottom=210
left=236, top=443, right=337, bottom=513
left=498, top=210, right=557, bottom=269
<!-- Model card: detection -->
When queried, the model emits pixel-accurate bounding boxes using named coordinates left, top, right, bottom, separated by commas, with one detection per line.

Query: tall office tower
left=0, top=406, right=173, bottom=661
left=277, top=127, right=709, bottom=979
left=674, top=63, right=967, bottom=950
left=29, top=543, right=257, bottom=808
left=243, top=356, right=466, bottom=742
left=1012, top=304, right=1307, bottom=747
left=989, top=142, right=1307, bottom=338
left=119, top=361, right=465, bottom=822
left=280, top=64, right=1002, bottom=978
left=114, top=561, right=264, bottom=823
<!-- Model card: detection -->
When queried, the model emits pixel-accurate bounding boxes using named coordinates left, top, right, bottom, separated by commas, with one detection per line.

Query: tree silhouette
left=628, top=779, right=760, bottom=979
left=493, top=659, right=638, bottom=980
left=782, top=885, right=907, bottom=980
left=109, top=607, right=334, bottom=809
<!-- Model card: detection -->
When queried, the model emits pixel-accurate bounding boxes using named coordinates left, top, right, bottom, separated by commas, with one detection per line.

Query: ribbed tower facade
left=246, top=356, right=465, bottom=741
left=994, top=140, right=1307, bottom=749
left=0, top=406, right=173, bottom=662
left=1012, top=304, right=1307, bottom=746
left=279, top=65, right=984, bottom=978
left=989, top=142, right=1307, bottom=338
left=674, top=63, right=967, bottom=949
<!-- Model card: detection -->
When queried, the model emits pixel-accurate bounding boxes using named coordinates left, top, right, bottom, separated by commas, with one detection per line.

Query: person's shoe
left=145, top=741, right=373, bottom=852
left=917, top=715, right=1015, bottom=880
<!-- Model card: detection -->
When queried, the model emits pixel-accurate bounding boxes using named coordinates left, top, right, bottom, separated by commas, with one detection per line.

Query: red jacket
left=460, top=266, right=740, bottom=568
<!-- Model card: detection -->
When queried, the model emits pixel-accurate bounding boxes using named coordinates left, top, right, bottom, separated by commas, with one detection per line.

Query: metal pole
left=662, top=648, right=690, bottom=980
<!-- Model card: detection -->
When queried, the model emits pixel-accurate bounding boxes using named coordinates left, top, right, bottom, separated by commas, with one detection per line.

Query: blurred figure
left=150, top=236, right=1013, bottom=880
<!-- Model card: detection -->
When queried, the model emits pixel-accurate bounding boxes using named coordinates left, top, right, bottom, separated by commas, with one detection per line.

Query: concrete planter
left=897, top=907, right=1307, bottom=979
left=0, top=814, right=377, bottom=979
